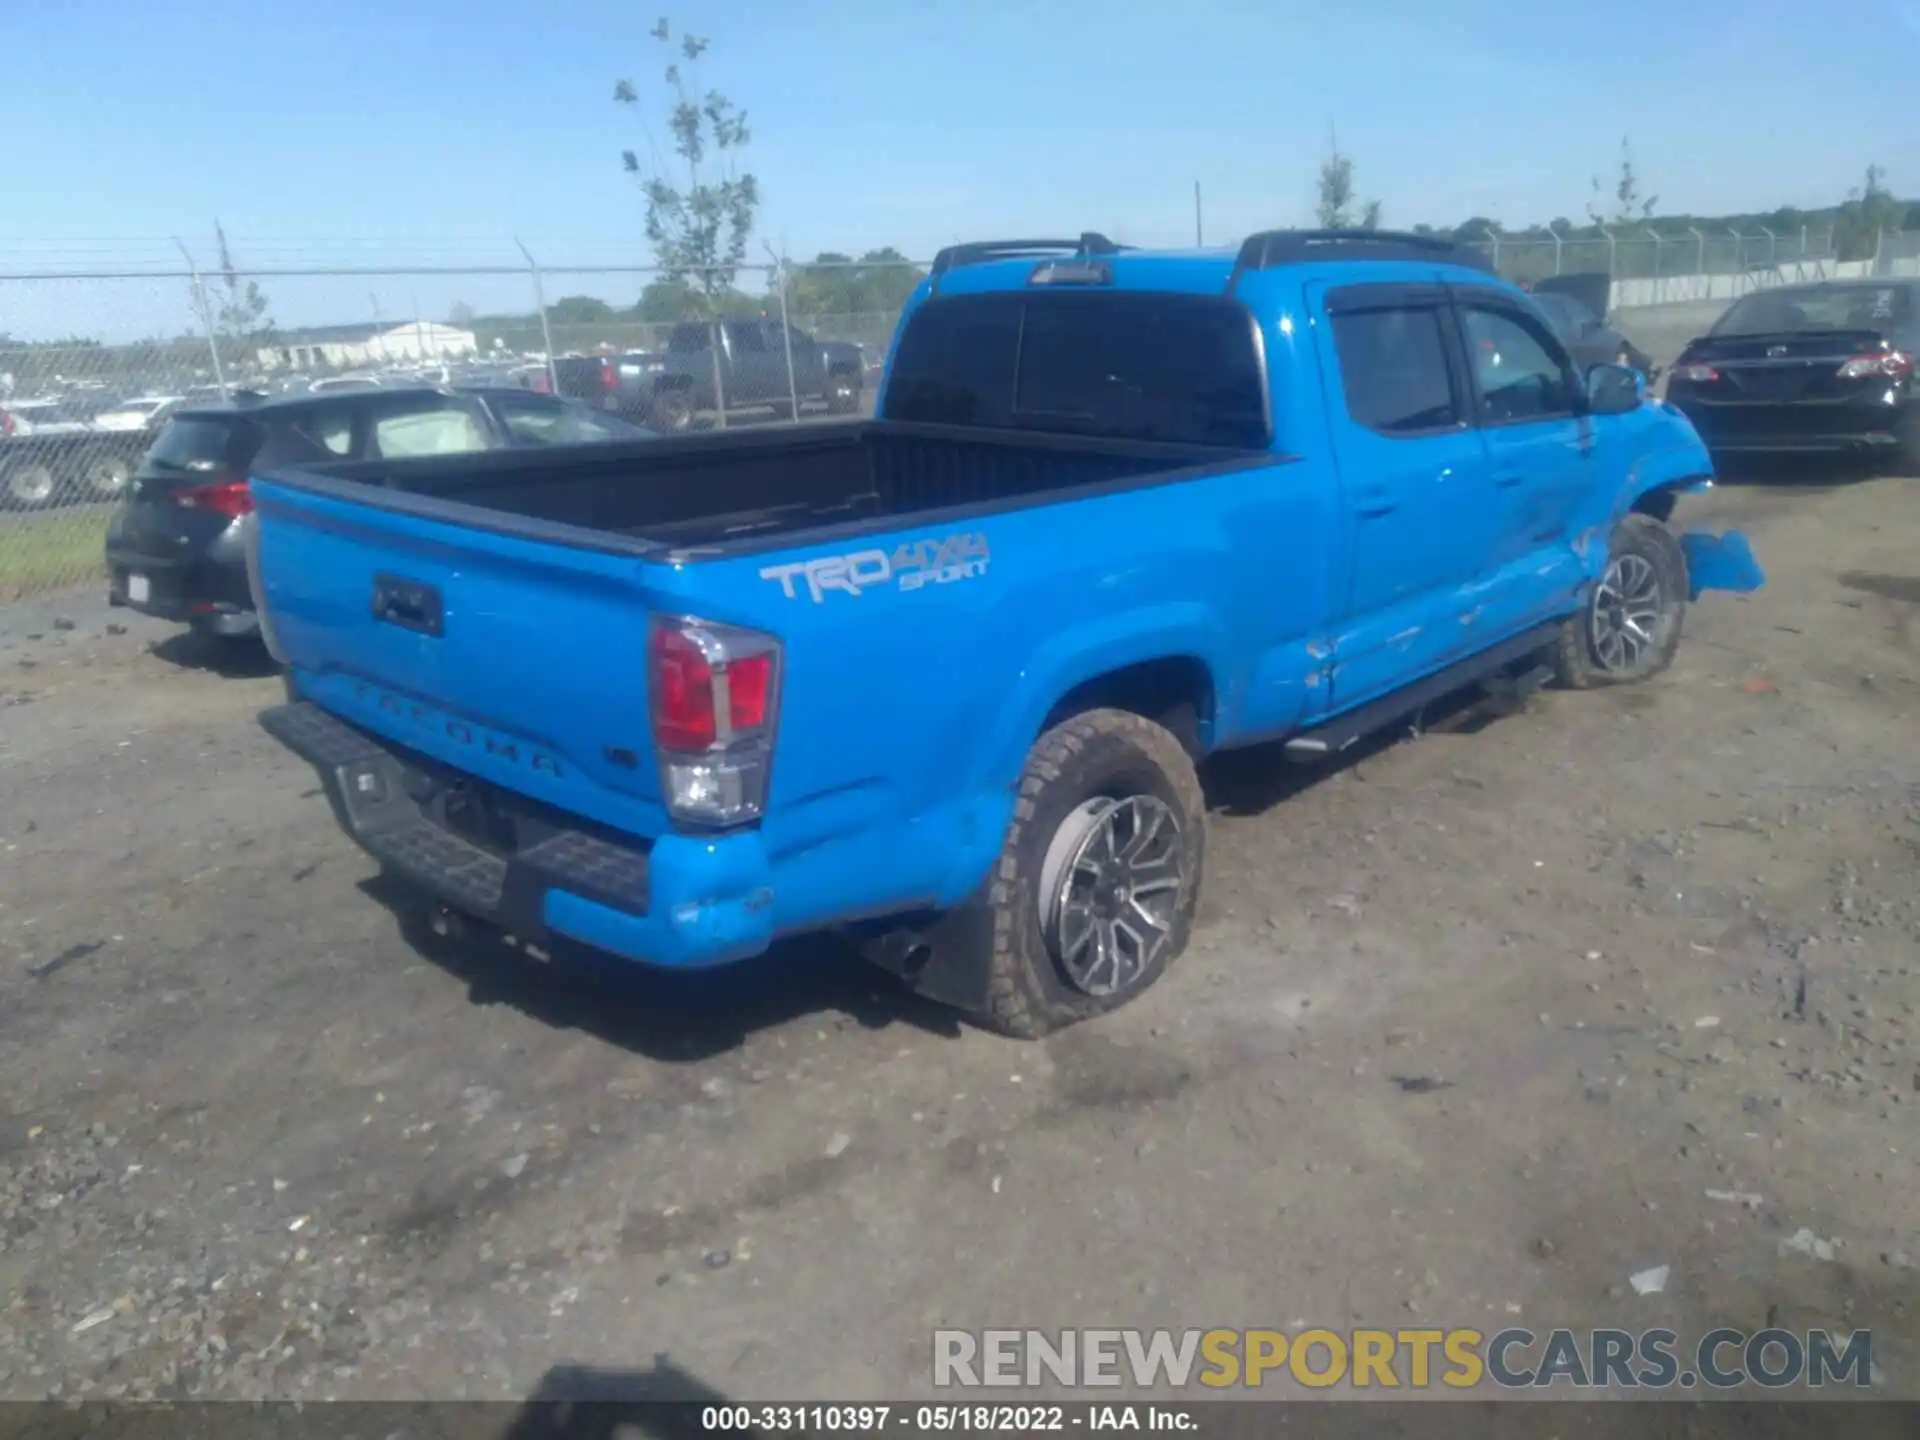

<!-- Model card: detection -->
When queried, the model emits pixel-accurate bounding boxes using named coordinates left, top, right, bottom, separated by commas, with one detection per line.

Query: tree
left=1834, top=163, right=1908, bottom=262
left=448, top=300, right=477, bottom=326
left=1315, top=134, right=1381, bottom=230
left=548, top=295, right=616, bottom=326
left=1588, top=137, right=1657, bottom=226
left=204, top=221, right=275, bottom=368
left=785, top=248, right=925, bottom=317
left=616, top=18, right=759, bottom=310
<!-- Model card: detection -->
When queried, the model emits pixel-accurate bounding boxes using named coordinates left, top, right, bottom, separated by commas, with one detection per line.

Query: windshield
left=1531, top=292, right=1598, bottom=336
left=883, top=291, right=1270, bottom=448
left=1713, top=285, right=1913, bottom=336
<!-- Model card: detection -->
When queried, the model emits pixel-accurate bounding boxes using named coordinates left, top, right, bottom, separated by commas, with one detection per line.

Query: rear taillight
left=173, top=477, right=253, bottom=519
left=648, top=614, right=782, bottom=827
left=0, top=411, right=12, bottom=439
left=531, top=370, right=553, bottom=395
left=1670, top=361, right=1719, bottom=383
left=1836, top=350, right=1913, bottom=381
left=600, top=357, right=619, bottom=391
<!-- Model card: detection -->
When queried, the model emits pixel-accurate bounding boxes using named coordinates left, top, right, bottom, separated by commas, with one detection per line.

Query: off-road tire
left=1554, top=513, right=1689, bottom=689
left=972, top=708, right=1205, bottom=1039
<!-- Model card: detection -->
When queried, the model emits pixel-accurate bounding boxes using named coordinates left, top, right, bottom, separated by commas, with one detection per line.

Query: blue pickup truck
left=248, top=230, right=1762, bottom=1038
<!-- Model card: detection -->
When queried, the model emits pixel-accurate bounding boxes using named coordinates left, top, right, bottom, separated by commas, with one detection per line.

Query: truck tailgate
left=252, top=476, right=673, bottom=837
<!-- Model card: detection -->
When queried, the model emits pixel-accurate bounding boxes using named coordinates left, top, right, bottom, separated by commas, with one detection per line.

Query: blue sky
left=2, top=0, right=1918, bottom=340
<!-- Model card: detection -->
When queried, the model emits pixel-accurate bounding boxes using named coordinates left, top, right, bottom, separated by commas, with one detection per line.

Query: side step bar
left=1283, top=623, right=1561, bottom=763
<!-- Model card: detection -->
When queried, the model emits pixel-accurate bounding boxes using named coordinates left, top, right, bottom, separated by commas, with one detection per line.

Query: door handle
left=371, top=573, right=444, bottom=637
left=1494, top=470, right=1525, bottom=488
left=1356, top=491, right=1396, bottom=518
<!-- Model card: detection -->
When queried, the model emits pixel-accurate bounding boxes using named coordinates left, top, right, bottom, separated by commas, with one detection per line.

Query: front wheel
left=1553, top=513, right=1688, bottom=689
left=970, top=708, right=1205, bottom=1039
left=825, top=374, right=860, bottom=415
left=2, top=460, right=58, bottom=509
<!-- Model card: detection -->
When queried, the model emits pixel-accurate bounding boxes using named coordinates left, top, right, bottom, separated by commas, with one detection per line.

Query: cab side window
left=1459, top=305, right=1578, bottom=425
left=1330, top=302, right=1463, bottom=436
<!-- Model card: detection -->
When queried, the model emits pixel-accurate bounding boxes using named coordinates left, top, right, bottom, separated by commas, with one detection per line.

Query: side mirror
left=1585, top=362, right=1644, bottom=415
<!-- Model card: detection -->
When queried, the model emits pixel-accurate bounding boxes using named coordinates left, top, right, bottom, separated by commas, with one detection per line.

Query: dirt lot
left=0, top=471, right=1917, bottom=1407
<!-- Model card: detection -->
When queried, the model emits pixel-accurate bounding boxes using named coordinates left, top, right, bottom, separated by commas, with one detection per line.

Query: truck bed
left=272, top=419, right=1263, bottom=555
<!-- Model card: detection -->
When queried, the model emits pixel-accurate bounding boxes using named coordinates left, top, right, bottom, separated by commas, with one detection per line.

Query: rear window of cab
left=882, top=291, right=1271, bottom=449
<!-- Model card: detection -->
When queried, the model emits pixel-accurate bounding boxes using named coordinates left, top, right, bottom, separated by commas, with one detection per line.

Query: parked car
left=1666, top=280, right=1918, bottom=468
left=104, top=387, right=654, bottom=644
left=95, top=395, right=185, bottom=433
left=248, top=229, right=1764, bottom=1039
left=1, top=400, right=151, bottom=507
left=2, top=398, right=97, bottom=436
left=553, top=318, right=864, bottom=431
left=1526, top=273, right=1658, bottom=380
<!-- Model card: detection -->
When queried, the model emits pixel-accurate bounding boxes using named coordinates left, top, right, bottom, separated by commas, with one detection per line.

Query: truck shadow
left=495, top=1358, right=756, bottom=1439
left=359, top=872, right=965, bottom=1061
left=145, top=628, right=279, bottom=678
left=1203, top=684, right=1500, bottom=819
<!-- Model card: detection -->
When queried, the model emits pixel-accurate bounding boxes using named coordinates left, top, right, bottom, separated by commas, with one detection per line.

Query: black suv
left=105, top=386, right=652, bottom=645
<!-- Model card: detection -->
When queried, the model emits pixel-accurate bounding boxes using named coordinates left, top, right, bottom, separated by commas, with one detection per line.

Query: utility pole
left=1194, top=182, right=1204, bottom=247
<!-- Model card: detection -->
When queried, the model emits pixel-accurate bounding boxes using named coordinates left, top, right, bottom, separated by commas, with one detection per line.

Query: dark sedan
left=1665, top=280, right=1918, bottom=469
left=105, top=386, right=653, bottom=646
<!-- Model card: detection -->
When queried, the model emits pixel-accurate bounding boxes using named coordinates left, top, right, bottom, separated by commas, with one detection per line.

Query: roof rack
left=928, top=232, right=1129, bottom=290
left=1225, top=229, right=1493, bottom=293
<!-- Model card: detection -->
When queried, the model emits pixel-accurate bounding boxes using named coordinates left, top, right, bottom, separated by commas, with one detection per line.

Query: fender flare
left=931, top=603, right=1228, bottom=903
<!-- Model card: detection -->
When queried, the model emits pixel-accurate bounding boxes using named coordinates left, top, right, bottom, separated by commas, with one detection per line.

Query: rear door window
left=1329, top=303, right=1462, bottom=434
left=884, top=292, right=1270, bottom=448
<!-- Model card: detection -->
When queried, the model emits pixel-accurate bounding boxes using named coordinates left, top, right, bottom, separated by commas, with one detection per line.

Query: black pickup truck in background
left=550, top=317, right=866, bottom=431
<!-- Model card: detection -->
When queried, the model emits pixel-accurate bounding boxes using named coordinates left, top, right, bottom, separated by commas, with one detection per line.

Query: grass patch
left=0, top=505, right=110, bottom=603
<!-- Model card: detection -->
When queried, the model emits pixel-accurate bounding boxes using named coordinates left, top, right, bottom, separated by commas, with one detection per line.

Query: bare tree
left=615, top=18, right=759, bottom=310
left=1588, top=137, right=1658, bottom=226
left=211, top=222, right=274, bottom=355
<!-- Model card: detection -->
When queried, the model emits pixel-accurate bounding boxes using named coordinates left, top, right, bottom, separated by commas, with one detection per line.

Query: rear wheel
left=1553, top=513, right=1688, bottom=689
left=3, top=461, right=57, bottom=509
left=970, top=708, right=1204, bottom=1038
left=825, top=373, right=860, bottom=415
left=85, top=454, right=131, bottom=499
left=651, top=387, right=694, bottom=433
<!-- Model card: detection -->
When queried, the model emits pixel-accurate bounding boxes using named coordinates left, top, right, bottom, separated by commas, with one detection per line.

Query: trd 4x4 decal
left=759, top=532, right=990, bottom=603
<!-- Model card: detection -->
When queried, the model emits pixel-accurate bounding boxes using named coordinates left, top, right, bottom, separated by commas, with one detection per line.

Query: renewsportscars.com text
left=934, top=1327, right=1872, bottom=1391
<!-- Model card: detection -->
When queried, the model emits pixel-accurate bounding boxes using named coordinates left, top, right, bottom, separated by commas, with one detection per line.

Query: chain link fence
left=0, top=255, right=924, bottom=604
left=3, top=235, right=1916, bottom=607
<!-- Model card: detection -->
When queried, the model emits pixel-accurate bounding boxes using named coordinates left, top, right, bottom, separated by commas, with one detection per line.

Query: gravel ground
left=1, top=471, right=1917, bottom=1407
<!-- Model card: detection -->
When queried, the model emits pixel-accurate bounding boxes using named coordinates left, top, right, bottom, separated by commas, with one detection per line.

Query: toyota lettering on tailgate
left=759, top=532, right=990, bottom=604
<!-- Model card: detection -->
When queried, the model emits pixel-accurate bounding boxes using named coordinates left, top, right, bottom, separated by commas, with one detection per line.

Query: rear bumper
left=1670, top=398, right=1917, bottom=454
left=106, top=525, right=257, bottom=630
left=260, top=700, right=775, bottom=969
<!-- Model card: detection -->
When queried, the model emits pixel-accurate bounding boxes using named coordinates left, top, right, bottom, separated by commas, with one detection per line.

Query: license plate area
left=126, top=573, right=150, bottom=604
